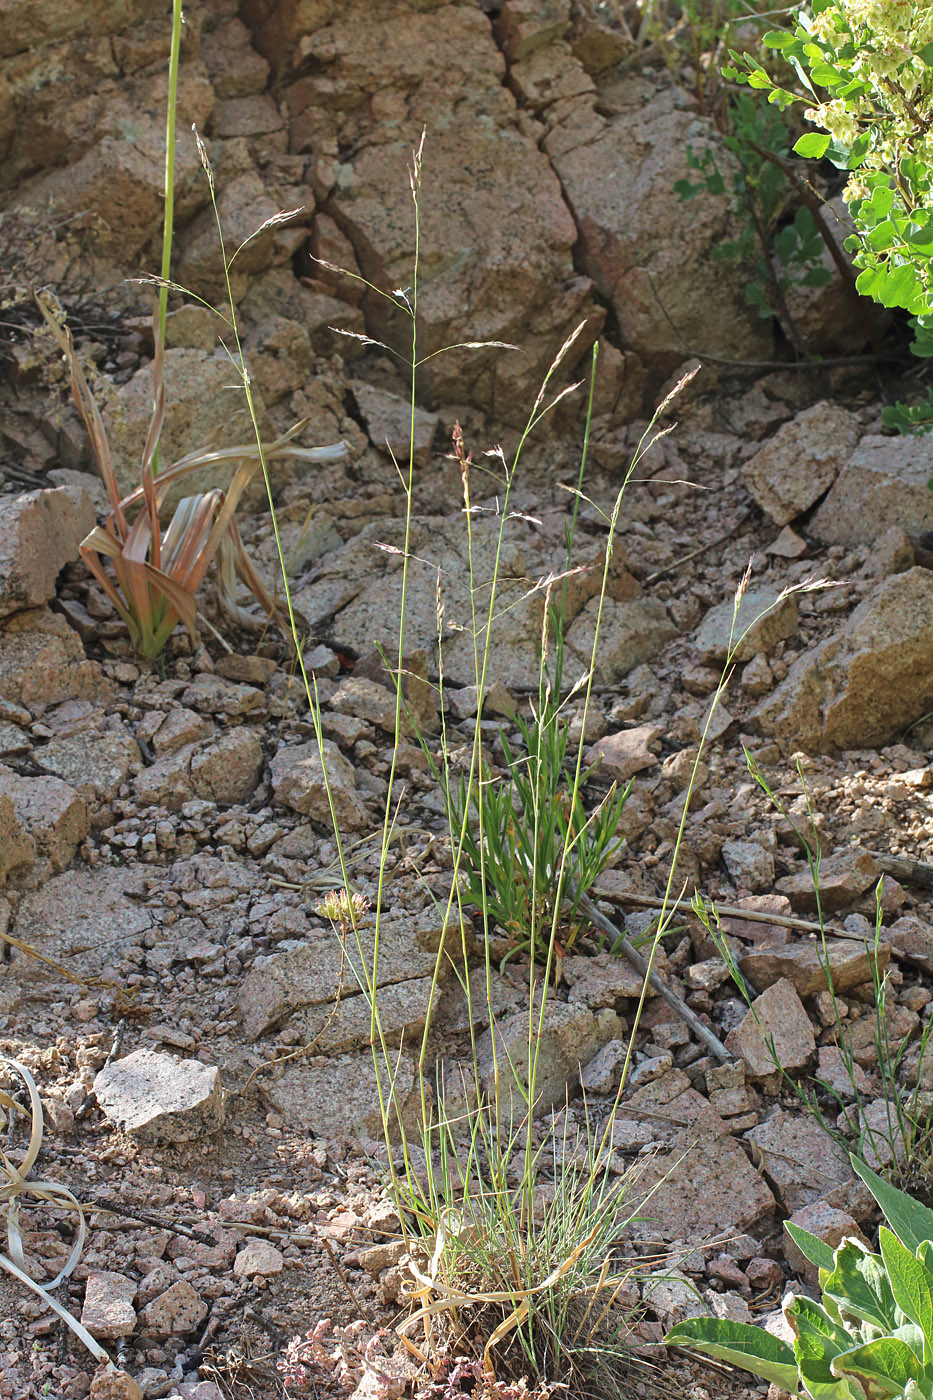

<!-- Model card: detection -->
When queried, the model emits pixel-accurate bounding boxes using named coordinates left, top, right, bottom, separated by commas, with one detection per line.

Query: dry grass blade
left=0, top=1058, right=113, bottom=1369
left=36, top=293, right=348, bottom=657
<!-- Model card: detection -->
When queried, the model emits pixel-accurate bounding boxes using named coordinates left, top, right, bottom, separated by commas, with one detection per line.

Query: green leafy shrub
left=667, top=1154, right=933, bottom=1399
left=725, top=0, right=933, bottom=348
left=676, top=93, right=832, bottom=342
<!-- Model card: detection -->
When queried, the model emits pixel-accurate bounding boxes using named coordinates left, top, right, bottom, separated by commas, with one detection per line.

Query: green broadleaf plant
left=667, top=1153, right=933, bottom=1399
left=724, top=0, right=933, bottom=353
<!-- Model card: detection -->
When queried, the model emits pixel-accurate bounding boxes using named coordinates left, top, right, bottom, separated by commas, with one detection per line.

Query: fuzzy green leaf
left=832, top=1335, right=925, bottom=1399
left=665, top=1319, right=799, bottom=1390
left=853, top=1157, right=933, bottom=1253
left=785, top=1223, right=837, bottom=1274
left=878, top=1227, right=933, bottom=1357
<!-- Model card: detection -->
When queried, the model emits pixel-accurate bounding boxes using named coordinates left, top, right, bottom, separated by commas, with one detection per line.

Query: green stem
left=154, top=0, right=183, bottom=477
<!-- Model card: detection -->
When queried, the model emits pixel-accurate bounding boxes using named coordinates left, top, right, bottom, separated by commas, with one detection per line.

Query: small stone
left=815, top=1045, right=871, bottom=1100
left=766, top=526, right=809, bottom=559
left=721, top=838, right=775, bottom=894
left=628, top=1052, right=673, bottom=1087
left=138, top=1279, right=207, bottom=1336
left=586, top=723, right=661, bottom=781
left=269, top=737, right=369, bottom=832
left=232, top=1239, right=285, bottom=1278
left=782, top=1202, right=868, bottom=1287
left=93, top=1049, right=224, bottom=1144
left=725, top=978, right=815, bottom=1079
left=693, top=589, right=798, bottom=665
left=685, top=958, right=732, bottom=993
left=741, top=653, right=773, bottom=696
left=745, top=1256, right=783, bottom=1291
left=888, top=915, right=933, bottom=975
left=81, top=1272, right=137, bottom=1340
left=740, top=937, right=888, bottom=998
left=89, top=1370, right=143, bottom=1400
left=775, top=848, right=881, bottom=912
left=580, top=1038, right=629, bottom=1094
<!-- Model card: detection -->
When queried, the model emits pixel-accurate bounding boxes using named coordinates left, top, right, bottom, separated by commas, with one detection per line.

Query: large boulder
left=811, top=434, right=933, bottom=547
left=753, top=569, right=933, bottom=751
left=282, top=3, right=603, bottom=421
left=545, top=80, right=771, bottom=366
left=0, top=485, right=96, bottom=620
left=742, top=402, right=860, bottom=526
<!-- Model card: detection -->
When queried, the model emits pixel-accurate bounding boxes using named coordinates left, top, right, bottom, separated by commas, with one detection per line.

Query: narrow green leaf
left=853, top=1157, right=933, bottom=1252
left=665, top=1318, right=799, bottom=1391
left=785, top=1223, right=837, bottom=1274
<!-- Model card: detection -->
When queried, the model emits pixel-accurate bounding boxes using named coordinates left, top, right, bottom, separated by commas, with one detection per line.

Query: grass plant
left=172, top=113, right=827, bottom=1397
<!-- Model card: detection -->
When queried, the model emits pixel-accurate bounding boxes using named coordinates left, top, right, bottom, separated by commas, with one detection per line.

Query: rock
left=150, top=708, right=213, bottom=756
left=586, top=723, right=660, bottom=781
left=886, top=915, right=933, bottom=975
left=496, top=0, right=571, bottom=61
left=812, top=433, right=933, bottom=547
left=725, top=978, right=816, bottom=1079
left=742, top=403, right=860, bottom=525
left=739, top=937, right=888, bottom=998
left=93, top=1049, right=224, bottom=1144
left=643, top=1269, right=709, bottom=1326
left=721, top=838, right=775, bottom=894
left=238, top=914, right=461, bottom=1038
left=33, top=725, right=140, bottom=801
left=692, top=588, right=798, bottom=666
left=767, top=525, right=810, bottom=559
left=214, top=654, right=277, bottom=686
left=287, top=4, right=601, bottom=422
left=181, top=674, right=264, bottom=719
left=747, top=1108, right=852, bottom=1211
left=628, top=1052, right=673, bottom=1087
left=775, top=848, right=881, bottom=912
left=190, top=729, right=263, bottom=805
left=546, top=82, right=768, bottom=363
left=566, top=596, right=677, bottom=683
left=100, top=348, right=273, bottom=505
left=753, top=569, right=933, bottom=750
left=269, top=737, right=369, bottom=832
left=623, top=1071, right=775, bottom=1241
left=564, top=949, right=665, bottom=1004
left=81, top=1271, right=137, bottom=1340
left=289, top=976, right=438, bottom=1055
left=201, top=18, right=271, bottom=99
left=89, top=1371, right=143, bottom=1400
left=0, top=607, right=107, bottom=709
left=580, top=1038, right=629, bottom=1094
left=8, top=865, right=151, bottom=991
left=475, top=999, right=622, bottom=1116
left=265, top=1049, right=422, bottom=1141
left=138, top=1279, right=208, bottom=1337
left=741, top=653, right=774, bottom=696
left=232, top=1240, right=284, bottom=1278
left=329, top=676, right=398, bottom=732
left=782, top=1202, right=868, bottom=1287
left=351, top=382, right=439, bottom=467
left=133, top=743, right=199, bottom=809
left=0, top=765, right=89, bottom=873
left=0, top=790, right=35, bottom=883
left=0, top=485, right=96, bottom=619
left=815, top=1045, right=872, bottom=1099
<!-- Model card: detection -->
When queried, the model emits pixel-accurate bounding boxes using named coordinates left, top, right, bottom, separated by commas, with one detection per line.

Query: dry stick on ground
left=571, top=887, right=732, bottom=1062
left=604, top=890, right=879, bottom=943
left=644, top=509, right=756, bottom=585
left=868, top=851, right=933, bottom=890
